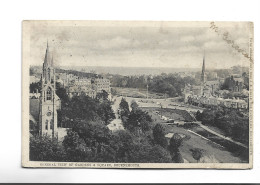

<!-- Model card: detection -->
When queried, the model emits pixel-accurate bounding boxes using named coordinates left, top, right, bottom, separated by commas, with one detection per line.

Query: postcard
left=22, top=21, right=253, bottom=168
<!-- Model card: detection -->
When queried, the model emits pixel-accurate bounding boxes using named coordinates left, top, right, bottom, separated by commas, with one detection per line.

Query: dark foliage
left=153, top=124, right=168, bottom=148
left=30, top=82, right=41, bottom=93
left=125, top=108, right=152, bottom=134
left=30, top=135, right=66, bottom=161
left=110, top=73, right=197, bottom=97
left=119, top=98, right=130, bottom=119
left=59, top=93, right=115, bottom=126
left=199, top=107, right=249, bottom=145
left=168, top=133, right=184, bottom=163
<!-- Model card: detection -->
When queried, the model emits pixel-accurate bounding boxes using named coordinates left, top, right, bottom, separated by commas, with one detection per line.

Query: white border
left=0, top=0, right=260, bottom=183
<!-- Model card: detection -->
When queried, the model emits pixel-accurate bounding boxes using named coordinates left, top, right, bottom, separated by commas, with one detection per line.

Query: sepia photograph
left=22, top=21, right=253, bottom=168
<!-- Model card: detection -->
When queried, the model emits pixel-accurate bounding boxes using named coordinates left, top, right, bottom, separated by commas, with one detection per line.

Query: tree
left=126, top=109, right=152, bottom=133
left=199, top=107, right=249, bottom=145
left=168, top=133, right=184, bottom=163
left=109, top=130, right=135, bottom=162
left=61, top=93, right=115, bottom=124
left=153, top=124, right=168, bottom=148
left=119, top=98, right=130, bottom=118
left=72, top=120, right=112, bottom=147
left=97, top=100, right=116, bottom=125
left=190, top=148, right=203, bottom=162
left=56, top=82, right=69, bottom=105
left=30, top=135, right=66, bottom=161
left=63, top=120, right=114, bottom=162
left=96, top=90, right=109, bottom=101
left=195, top=110, right=202, bottom=121
left=130, top=100, right=139, bottom=111
left=63, top=129, right=93, bottom=162
left=30, top=81, right=41, bottom=93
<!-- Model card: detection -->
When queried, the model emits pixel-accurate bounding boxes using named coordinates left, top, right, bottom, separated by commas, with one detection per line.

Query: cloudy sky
left=29, top=21, right=252, bottom=69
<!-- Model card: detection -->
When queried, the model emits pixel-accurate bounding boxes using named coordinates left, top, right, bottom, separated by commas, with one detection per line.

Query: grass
left=142, top=106, right=248, bottom=163
left=114, top=87, right=166, bottom=99
left=189, top=124, right=249, bottom=162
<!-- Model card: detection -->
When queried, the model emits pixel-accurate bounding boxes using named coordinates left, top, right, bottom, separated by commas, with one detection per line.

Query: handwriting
left=210, top=22, right=250, bottom=59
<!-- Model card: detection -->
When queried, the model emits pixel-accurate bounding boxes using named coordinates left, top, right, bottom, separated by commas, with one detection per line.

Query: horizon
left=30, top=64, right=249, bottom=70
left=30, top=64, right=248, bottom=76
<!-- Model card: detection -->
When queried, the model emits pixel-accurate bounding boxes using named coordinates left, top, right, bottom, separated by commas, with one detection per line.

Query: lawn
left=141, top=106, right=246, bottom=163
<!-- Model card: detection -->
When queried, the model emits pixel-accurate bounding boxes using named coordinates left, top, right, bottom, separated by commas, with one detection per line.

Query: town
left=29, top=43, right=249, bottom=164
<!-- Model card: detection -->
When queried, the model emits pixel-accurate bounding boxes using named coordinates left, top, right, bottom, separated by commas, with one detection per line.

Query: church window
left=47, top=87, right=52, bottom=100
left=45, top=120, right=48, bottom=130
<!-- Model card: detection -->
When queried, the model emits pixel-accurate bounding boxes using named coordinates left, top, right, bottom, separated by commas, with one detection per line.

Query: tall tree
left=153, top=124, right=168, bottom=148
left=168, top=133, right=184, bottom=163
left=119, top=98, right=130, bottom=118
left=126, top=109, right=152, bottom=133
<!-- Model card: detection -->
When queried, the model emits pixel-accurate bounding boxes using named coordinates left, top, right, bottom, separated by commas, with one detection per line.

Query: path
left=196, top=122, right=248, bottom=148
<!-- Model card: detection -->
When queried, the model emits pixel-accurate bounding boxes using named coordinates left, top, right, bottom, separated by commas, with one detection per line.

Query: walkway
left=196, top=122, right=248, bottom=149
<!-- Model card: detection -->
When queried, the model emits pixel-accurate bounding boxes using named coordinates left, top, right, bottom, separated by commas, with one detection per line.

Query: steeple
left=44, top=41, right=51, bottom=66
left=201, top=51, right=206, bottom=84
left=39, top=42, right=58, bottom=138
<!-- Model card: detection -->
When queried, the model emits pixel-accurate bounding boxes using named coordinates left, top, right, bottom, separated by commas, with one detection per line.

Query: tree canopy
left=153, top=124, right=168, bottom=148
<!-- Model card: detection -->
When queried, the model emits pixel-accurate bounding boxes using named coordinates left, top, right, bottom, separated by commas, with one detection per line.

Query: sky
left=29, top=21, right=252, bottom=69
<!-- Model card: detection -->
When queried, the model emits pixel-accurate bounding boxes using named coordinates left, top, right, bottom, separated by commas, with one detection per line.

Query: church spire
left=44, top=41, right=51, bottom=65
left=201, top=51, right=206, bottom=84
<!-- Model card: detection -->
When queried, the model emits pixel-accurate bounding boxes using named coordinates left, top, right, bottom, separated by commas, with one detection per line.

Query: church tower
left=39, top=42, right=58, bottom=137
left=201, top=52, right=206, bottom=95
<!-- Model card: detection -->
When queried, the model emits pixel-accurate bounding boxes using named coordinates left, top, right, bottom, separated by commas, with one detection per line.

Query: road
left=107, top=96, right=124, bottom=131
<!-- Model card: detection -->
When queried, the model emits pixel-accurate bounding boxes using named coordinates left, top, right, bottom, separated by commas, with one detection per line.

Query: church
left=184, top=52, right=221, bottom=103
left=38, top=42, right=61, bottom=137
left=28, top=42, right=66, bottom=138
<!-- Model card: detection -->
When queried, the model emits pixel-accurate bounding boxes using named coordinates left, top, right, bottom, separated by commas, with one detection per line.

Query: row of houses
left=187, top=95, right=248, bottom=110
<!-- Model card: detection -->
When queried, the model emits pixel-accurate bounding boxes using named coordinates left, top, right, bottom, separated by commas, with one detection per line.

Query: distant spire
left=202, top=51, right=205, bottom=73
left=201, top=51, right=206, bottom=84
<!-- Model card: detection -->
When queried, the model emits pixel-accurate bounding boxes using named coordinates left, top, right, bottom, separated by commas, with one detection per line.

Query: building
left=226, top=76, right=244, bottom=92
left=205, top=80, right=220, bottom=94
left=94, top=78, right=111, bottom=93
left=67, top=85, right=97, bottom=99
left=74, top=77, right=91, bottom=86
left=94, top=78, right=112, bottom=100
left=187, top=95, right=248, bottom=110
left=56, top=73, right=79, bottom=87
left=38, top=43, right=60, bottom=137
left=184, top=52, right=248, bottom=110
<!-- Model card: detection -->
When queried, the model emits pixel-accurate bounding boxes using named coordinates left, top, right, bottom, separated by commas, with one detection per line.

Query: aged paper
left=22, top=21, right=253, bottom=168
